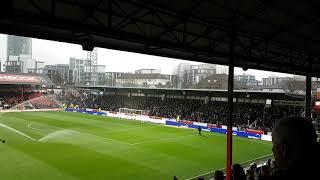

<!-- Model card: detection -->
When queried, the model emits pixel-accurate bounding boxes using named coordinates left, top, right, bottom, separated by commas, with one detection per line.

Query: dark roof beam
left=208, top=0, right=320, bottom=54
left=153, top=0, right=203, bottom=40
left=113, top=4, right=148, bottom=30
left=153, top=13, right=181, bottom=43
left=80, top=0, right=104, bottom=23
left=51, top=0, right=56, bottom=17
left=113, top=1, right=147, bottom=36
left=28, top=0, right=52, bottom=17
left=108, top=0, right=112, bottom=29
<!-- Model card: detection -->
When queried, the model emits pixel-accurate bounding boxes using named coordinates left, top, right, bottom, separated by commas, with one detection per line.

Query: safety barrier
left=65, top=108, right=106, bottom=116
left=165, top=120, right=264, bottom=140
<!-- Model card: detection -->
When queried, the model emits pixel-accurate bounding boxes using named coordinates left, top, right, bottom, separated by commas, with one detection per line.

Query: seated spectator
left=259, top=165, right=270, bottom=180
left=214, top=170, right=224, bottom=180
left=270, top=116, right=319, bottom=179
left=231, top=164, right=245, bottom=180
left=245, top=169, right=254, bottom=180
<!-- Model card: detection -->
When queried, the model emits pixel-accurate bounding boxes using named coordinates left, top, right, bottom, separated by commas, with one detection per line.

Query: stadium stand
left=64, top=93, right=304, bottom=131
left=29, top=95, right=61, bottom=109
left=0, top=73, right=57, bottom=110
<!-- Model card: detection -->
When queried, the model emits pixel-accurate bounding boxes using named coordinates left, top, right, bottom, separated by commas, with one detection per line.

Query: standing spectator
left=246, top=169, right=254, bottom=180
left=214, top=170, right=224, bottom=180
left=270, top=116, right=319, bottom=179
left=232, top=164, right=246, bottom=180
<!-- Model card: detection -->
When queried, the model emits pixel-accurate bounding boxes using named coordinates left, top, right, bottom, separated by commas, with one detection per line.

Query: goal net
left=119, top=108, right=149, bottom=116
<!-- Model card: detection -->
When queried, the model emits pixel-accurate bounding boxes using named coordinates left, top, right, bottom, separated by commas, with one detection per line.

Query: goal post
left=118, top=108, right=149, bottom=116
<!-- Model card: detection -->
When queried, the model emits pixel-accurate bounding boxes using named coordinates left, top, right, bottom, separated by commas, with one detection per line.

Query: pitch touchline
left=185, top=153, right=273, bottom=180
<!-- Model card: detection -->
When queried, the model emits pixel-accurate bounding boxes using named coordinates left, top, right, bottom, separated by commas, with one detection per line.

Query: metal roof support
left=305, top=57, right=312, bottom=120
left=226, top=30, right=235, bottom=180
left=305, top=74, right=311, bottom=120
left=108, top=0, right=112, bottom=29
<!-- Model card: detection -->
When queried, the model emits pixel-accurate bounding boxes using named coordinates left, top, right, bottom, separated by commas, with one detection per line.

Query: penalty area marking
left=185, top=153, right=273, bottom=180
left=27, top=122, right=54, bottom=132
left=0, top=123, right=37, bottom=141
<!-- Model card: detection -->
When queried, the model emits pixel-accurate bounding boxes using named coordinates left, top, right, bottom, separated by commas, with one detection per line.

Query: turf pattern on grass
left=0, top=111, right=272, bottom=180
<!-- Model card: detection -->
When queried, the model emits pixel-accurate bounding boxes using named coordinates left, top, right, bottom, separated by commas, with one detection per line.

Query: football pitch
left=0, top=111, right=272, bottom=180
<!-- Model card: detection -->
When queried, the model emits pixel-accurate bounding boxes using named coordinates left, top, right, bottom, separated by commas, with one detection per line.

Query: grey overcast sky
left=0, top=34, right=293, bottom=80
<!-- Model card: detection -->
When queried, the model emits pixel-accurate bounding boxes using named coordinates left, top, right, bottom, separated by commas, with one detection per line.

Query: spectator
left=232, top=164, right=245, bottom=180
left=258, top=165, right=270, bottom=180
left=245, top=169, right=254, bottom=180
left=270, top=160, right=276, bottom=171
left=270, top=116, right=319, bottom=179
left=214, top=170, right=224, bottom=180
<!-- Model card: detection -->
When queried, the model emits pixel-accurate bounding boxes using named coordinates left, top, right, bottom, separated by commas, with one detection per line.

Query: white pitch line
left=0, top=123, right=37, bottom=141
left=185, top=153, right=273, bottom=180
left=130, top=134, right=194, bottom=145
left=27, top=122, right=52, bottom=132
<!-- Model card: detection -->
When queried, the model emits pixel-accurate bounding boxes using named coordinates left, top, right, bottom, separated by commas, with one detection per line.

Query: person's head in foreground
left=231, top=164, right=246, bottom=180
left=271, top=116, right=319, bottom=178
left=214, top=170, right=224, bottom=180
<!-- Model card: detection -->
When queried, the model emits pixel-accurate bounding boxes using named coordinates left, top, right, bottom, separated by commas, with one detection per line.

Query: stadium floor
left=0, top=111, right=272, bottom=180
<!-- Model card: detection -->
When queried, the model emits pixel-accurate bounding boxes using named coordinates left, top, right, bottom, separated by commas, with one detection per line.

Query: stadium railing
left=186, top=154, right=273, bottom=180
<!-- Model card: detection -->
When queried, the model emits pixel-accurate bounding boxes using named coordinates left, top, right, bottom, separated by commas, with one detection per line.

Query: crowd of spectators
left=64, top=92, right=305, bottom=130
left=0, top=95, right=23, bottom=109
left=209, top=160, right=274, bottom=180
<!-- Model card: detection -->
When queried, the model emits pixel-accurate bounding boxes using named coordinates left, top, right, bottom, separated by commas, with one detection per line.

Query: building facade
left=27, top=61, right=45, bottom=74
left=116, top=73, right=174, bottom=88
left=6, top=35, right=34, bottom=73
left=135, top=69, right=161, bottom=74
left=174, top=63, right=216, bottom=88
left=216, top=65, right=228, bottom=74
left=190, top=64, right=216, bottom=85
left=69, top=57, right=106, bottom=85
left=7, top=35, right=32, bottom=59
left=234, top=74, right=258, bottom=86
left=5, top=55, right=37, bottom=73
left=43, top=64, right=72, bottom=84
left=262, top=76, right=290, bottom=86
left=105, top=72, right=130, bottom=86
left=173, top=63, right=192, bottom=88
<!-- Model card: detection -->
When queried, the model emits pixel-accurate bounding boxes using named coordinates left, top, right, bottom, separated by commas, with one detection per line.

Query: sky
left=0, top=34, right=293, bottom=80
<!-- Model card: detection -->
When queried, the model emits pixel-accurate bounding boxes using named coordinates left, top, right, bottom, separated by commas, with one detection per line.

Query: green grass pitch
left=0, top=111, right=272, bottom=180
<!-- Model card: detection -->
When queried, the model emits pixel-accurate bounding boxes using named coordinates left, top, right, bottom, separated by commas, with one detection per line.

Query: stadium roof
left=1, top=0, right=320, bottom=77
left=0, top=73, right=55, bottom=86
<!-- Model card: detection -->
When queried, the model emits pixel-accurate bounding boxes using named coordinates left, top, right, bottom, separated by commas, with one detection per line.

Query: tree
left=284, top=78, right=305, bottom=92
left=195, top=74, right=243, bottom=89
left=51, top=73, right=64, bottom=85
left=181, top=69, right=191, bottom=88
